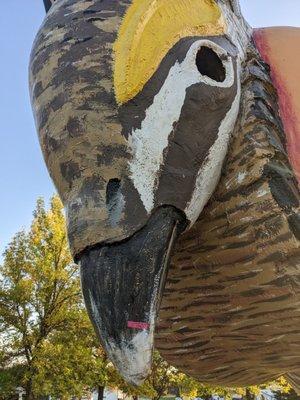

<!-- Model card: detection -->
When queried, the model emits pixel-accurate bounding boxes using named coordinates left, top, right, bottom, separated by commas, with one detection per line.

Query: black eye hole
left=106, top=179, right=121, bottom=208
left=106, top=179, right=124, bottom=227
left=196, top=46, right=226, bottom=83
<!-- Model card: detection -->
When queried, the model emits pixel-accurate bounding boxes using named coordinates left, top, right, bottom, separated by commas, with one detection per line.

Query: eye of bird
left=196, top=46, right=226, bottom=82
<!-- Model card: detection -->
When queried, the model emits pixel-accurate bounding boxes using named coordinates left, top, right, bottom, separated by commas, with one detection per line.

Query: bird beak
left=78, top=207, right=187, bottom=385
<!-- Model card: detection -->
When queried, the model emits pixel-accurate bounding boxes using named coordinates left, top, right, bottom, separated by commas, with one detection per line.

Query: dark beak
left=78, top=206, right=186, bottom=385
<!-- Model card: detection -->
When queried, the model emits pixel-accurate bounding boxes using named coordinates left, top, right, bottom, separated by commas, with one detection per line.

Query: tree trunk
left=245, top=388, right=255, bottom=400
left=98, top=386, right=105, bottom=400
left=133, top=396, right=138, bottom=400
left=24, top=378, right=34, bottom=400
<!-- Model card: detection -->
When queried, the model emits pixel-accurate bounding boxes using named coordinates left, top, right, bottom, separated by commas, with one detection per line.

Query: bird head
left=30, top=0, right=251, bottom=385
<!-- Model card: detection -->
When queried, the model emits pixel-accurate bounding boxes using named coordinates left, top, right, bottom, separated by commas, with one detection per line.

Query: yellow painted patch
left=114, top=0, right=226, bottom=104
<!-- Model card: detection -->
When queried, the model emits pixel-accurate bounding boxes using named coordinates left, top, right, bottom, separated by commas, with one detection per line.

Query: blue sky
left=0, top=0, right=300, bottom=257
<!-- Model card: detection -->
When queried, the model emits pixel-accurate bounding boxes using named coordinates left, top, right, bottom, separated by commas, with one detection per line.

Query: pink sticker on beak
left=127, top=321, right=150, bottom=330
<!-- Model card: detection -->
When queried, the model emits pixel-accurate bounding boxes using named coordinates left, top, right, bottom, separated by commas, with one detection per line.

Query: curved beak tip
left=109, top=330, right=153, bottom=386
left=79, top=206, right=187, bottom=385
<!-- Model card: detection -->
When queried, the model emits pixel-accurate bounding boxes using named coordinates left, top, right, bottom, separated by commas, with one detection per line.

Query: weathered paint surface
left=156, top=43, right=300, bottom=387
left=32, top=0, right=300, bottom=392
left=80, top=206, right=187, bottom=385
left=185, top=66, right=241, bottom=224
left=30, top=0, right=242, bottom=257
left=254, top=27, right=300, bottom=185
left=114, top=0, right=224, bottom=104
left=30, top=0, right=136, bottom=256
left=127, top=38, right=238, bottom=216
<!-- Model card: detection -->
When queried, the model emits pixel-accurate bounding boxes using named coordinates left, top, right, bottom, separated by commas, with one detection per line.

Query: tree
left=0, top=364, right=25, bottom=400
left=0, top=197, right=89, bottom=399
left=274, top=388, right=299, bottom=400
left=0, top=196, right=126, bottom=400
left=174, top=372, right=201, bottom=399
left=32, top=309, right=108, bottom=399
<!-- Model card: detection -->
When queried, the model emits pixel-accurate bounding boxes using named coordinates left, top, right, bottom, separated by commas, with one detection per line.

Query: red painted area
left=127, top=321, right=150, bottom=330
left=254, top=29, right=300, bottom=185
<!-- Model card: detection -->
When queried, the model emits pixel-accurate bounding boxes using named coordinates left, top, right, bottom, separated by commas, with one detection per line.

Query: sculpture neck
left=156, top=43, right=300, bottom=387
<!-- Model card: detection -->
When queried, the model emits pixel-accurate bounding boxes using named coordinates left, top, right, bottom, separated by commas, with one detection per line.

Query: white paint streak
left=128, top=40, right=235, bottom=213
left=88, top=290, right=153, bottom=385
left=185, top=71, right=241, bottom=225
left=108, top=330, right=153, bottom=385
left=257, top=188, right=269, bottom=198
left=237, top=171, right=247, bottom=183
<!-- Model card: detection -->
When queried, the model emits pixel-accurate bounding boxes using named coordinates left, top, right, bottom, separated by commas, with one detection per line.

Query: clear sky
left=0, top=0, right=300, bottom=257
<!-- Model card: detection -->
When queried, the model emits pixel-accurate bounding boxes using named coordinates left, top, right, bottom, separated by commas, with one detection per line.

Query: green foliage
left=0, top=364, right=25, bottom=400
left=32, top=310, right=102, bottom=398
left=146, top=351, right=179, bottom=400
left=0, top=196, right=100, bottom=399
left=120, top=353, right=294, bottom=400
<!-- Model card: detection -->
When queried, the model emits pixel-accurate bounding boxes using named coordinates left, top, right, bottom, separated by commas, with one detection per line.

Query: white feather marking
left=108, top=330, right=153, bottom=385
left=128, top=40, right=234, bottom=213
left=237, top=171, right=247, bottom=183
left=185, top=70, right=241, bottom=225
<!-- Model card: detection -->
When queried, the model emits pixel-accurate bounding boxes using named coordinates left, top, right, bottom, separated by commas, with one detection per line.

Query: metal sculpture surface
left=29, top=0, right=300, bottom=392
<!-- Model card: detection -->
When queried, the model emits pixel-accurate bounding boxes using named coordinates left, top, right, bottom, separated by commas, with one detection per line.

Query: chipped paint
left=218, top=0, right=252, bottom=59
left=108, top=330, right=153, bottom=386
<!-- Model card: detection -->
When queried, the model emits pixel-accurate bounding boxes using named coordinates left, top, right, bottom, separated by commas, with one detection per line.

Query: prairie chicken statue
left=30, top=0, right=300, bottom=392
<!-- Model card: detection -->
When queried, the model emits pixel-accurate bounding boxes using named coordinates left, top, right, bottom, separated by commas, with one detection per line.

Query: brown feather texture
left=30, top=0, right=134, bottom=256
left=156, top=43, right=300, bottom=388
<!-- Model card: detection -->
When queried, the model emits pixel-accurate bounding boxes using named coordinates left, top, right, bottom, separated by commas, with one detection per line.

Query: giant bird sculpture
left=30, top=0, right=300, bottom=393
